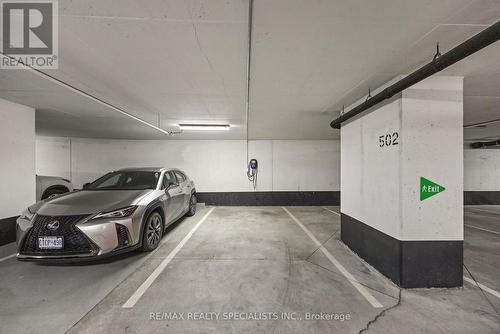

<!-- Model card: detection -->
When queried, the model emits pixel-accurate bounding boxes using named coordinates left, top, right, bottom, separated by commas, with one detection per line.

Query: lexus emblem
left=46, top=220, right=60, bottom=231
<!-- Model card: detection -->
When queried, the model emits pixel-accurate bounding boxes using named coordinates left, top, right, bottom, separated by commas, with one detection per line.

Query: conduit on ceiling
left=470, top=139, right=500, bottom=149
left=245, top=0, right=254, bottom=163
left=0, top=52, right=181, bottom=136
left=330, top=20, right=500, bottom=129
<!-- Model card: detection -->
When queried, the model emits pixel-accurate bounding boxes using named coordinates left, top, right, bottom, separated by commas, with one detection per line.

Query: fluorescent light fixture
left=179, top=124, right=230, bottom=131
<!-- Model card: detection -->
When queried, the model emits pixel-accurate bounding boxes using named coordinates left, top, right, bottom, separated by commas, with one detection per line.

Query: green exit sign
left=420, top=177, right=445, bottom=201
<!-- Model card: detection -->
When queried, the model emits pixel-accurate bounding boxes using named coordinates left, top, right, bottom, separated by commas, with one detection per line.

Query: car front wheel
left=141, top=212, right=163, bottom=252
left=185, top=194, right=197, bottom=217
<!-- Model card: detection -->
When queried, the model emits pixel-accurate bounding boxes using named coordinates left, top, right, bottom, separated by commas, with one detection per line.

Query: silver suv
left=17, top=168, right=197, bottom=261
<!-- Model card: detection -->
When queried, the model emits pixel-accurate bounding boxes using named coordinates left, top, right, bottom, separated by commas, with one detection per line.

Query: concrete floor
left=0, top=205, right=499, bottom=333
left=464, top=206, right=500, bottom=296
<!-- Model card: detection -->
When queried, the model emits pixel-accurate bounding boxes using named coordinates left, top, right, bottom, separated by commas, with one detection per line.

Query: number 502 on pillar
left=378, top=132, right=399, bottom=148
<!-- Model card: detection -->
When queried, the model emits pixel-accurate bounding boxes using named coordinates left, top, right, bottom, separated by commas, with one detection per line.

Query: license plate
left=38, top=236, right=63, bottom=249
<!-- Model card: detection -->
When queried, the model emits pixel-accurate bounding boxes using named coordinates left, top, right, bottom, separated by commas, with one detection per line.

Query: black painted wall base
left=464, top=191, right=500, bottom=205
left=0, top=216, right=17, bottom=246
left=197, top=191, right=340, bottom=206
left=341, top=213, right=463, bottom=288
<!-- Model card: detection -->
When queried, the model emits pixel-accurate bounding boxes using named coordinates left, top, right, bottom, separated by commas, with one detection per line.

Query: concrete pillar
left=340, top=76, right=463, bottom=288
left=0, top=98, right=36, bottom=245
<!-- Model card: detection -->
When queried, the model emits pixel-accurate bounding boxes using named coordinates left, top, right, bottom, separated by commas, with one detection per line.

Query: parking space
left=55, top=206, right=397, bottom=333
left=463, top=206, right=500, bottom=309
left=0, top=205, right=208, bottom=333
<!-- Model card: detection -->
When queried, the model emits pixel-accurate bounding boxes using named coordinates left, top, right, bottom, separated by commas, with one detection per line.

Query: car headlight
left=91, top=206, right=138, bottom=220
left=19, top=207, right=35, bottom=221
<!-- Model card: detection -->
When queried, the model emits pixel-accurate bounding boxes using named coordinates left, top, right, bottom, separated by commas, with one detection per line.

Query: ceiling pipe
left=470, top=139, right=500, bottom=149
left=0, top=52, right=181, bottom=136
left=330, top=20, right=500, bottom=129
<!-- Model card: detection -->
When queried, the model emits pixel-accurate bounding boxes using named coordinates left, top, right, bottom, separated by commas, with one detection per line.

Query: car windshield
left=86, top=171, right=160, bottom=190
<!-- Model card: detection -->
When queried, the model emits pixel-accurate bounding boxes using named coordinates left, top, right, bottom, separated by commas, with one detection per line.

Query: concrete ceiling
left=0, top=0, right=499, bottom=140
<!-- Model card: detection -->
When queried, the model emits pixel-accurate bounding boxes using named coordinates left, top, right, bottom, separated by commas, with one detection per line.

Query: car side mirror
left=82, top=182, right=90, bottom=190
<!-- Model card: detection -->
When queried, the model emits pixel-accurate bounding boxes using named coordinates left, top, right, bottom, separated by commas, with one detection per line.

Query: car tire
left=185, top=194, right=197, bottom=217
left=41, top=188, right=67, bottom=200
left=141, top=212, right=163, bottom=252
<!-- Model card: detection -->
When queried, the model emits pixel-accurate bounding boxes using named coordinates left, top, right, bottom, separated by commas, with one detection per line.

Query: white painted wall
left=0, top=98, right=35, bottom=218
left=341, top=76, right=463, bottom=241
left=36, top=137, right=340, bottom=192
left=341, top=98, right=402, bottom=238
left=464, top=149, right=500, bottom=191
left=36, top=136, right=71, bottom=180
left=400, top=76, right=463, bottom=240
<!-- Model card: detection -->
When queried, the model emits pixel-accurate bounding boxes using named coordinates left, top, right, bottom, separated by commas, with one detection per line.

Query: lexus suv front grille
left=20, top=215, right=97, bottom=256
